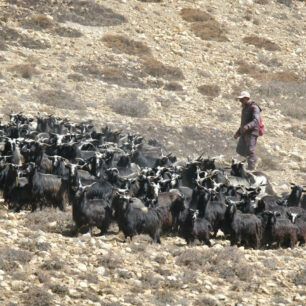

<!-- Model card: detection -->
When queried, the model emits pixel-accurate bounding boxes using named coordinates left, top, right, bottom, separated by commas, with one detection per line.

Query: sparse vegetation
left=255, top=0, right=270, bottom=4
left=253, top=72, right=302, bottom=83
left=49, top=283, right=68, bottom=296
left=257, top=53, right=282, bottom=67
left=164, top=82, right=183, bottom=91
left=41, top=259, right=64, bottom=271
left=24, top=286, right=53, bottom=306
left=237, top=60, right=261, bottom=75
left=294, top=269, right=306, bottom=286
left=23, top=208, right=75, bottom=235
left=74, top=63, right=146, bottom=88
left=98, top=251, right=122, bottom=270
left=252, top=80, right=306, bottom=120
left=8, top=63, right=39, bottom=79
left=180, top=8, right=228, bottom=42
left=180, top=8, right=214, bottom=23
left=139, top=0, right=163, bottom=2
left=67, top=73, right=84, bottom=82
left=53, top=26, right=83, bottom=38
left=107, top=93, right=150, bottom=118
left=191, top=20, right=228, bottom=42
left=20, top=14, right=54, bottom=29
left=102, top=34, right=152, bottom=57
left=0, top=248, right=32, bottom=272
left=143, top=57, right=185, bottom=81
left=36, top=89, right=85, bottom=110
left=243, top=35, right=281, bottom=51
left=176, top=247, right=255, bottom=282
left=198, top=84, right=221, bottom=97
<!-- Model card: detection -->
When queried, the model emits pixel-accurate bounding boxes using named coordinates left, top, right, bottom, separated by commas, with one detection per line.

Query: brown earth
left=0, top=0, right=305, bottom=305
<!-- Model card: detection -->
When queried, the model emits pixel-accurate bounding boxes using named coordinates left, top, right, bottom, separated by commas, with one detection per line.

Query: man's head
left=237, top=91, right=250, bottom=107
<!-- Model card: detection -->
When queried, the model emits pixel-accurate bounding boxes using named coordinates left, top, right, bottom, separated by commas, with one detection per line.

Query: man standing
left=234, top=91, right=260, bottom=170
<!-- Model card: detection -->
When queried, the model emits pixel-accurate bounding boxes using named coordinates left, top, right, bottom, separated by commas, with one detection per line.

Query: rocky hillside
left=0, top=0, right=305, bottom=305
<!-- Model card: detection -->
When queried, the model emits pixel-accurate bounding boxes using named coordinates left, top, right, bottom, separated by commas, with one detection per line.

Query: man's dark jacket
left=236, top=101, right=260, bottom=137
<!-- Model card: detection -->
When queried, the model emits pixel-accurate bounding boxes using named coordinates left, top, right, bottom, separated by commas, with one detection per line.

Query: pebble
left=216, top=294, right=227, bottom=300
left=78, top=263, right=87, bottom=272
left=79, top=281, right=88, bottom=288
left=95, top=266, right=105, bottom=276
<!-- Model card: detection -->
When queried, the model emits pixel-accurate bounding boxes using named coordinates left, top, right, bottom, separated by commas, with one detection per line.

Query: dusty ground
left=0, top=0, right=305, bottom=305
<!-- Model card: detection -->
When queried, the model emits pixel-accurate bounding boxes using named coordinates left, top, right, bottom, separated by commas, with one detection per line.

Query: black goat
left=27, top=163, right=67, bottom=211
left=261, top=211, right=298, bottom=249
left=287, top=212, right=306, bottom=246
left=72, top=183, right=112, bottom=236
left=224, top=202, right=262, bottom=249
left=112, top=195, right=163, bottom=243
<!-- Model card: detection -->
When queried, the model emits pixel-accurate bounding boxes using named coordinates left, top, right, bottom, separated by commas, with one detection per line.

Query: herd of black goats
left=0, top=113, right=305, bottom=249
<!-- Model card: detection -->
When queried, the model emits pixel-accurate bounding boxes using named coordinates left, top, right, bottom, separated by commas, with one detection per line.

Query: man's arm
left=247, top=104, right=260, bottom=129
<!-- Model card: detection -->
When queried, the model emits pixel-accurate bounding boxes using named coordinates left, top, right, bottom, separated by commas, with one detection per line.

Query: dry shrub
left=253, top=72, right=302, bottom=83
left=53, top=26, right=83, bottom=38
left=191, top=20, right=228, bottom=42
left=68, top=73, right=84, bottom=82
left=36, top=89, right=85, bottom=110
left=164, top=82, right=183, bottom=91
left=108, top=93, right=149, bottom=118
left=253, top=80, right=305, bottom=98
left=0, top=24, right=50, bottom=50
left=7, top=63, right=39, bottom=79
left=277, top=0, right=293, bottom=7
left=21, top=14, right=54, bottom=29
left=10, top=271, right=28, bottom=281
left=23, top=208, right=75, bottom=235
left=102, top=34, right=152, bottom=57
left=195, top=296, right=220, bottom=306
left=198, top=84, right=221, bottom=97
left=19, top=240, right=51, bottom=252
left=141, top=272, right=163, bottom=289
left=98, top=251, right=122, bottom=270
left=49, top=283, right=68, bottom=296
left=180, top=8, right=214, bottom=23
left=252, top=80, right=306, bottom=120
left=41, top=259, right=64, bottom=271
left=237, top=61, right=261, bottom=75
left=74, top=63, right=146, bottom=88
left=21, top=37, right=51, bottom=49
left=0, top=248, right=32, bottom=272
left=257, top=53, right=282, bottom=67
left=279, top=98, right=305, bottom=120
left=294, top=269, right=306, bottom=286
left=56, top=0, right=127, bottom=27
left=143, top=57, right=184, bottom=81
left=150, top=290, right=175, bottom=305
left=255, top=0, right=270, bottom=4
left=24, top=286, right=53, bottom=306
left=243, top=35, right=281, bottom=51
left=102, top=66, right=146, bottom=88
left=35, top=270, right=50, bottom=284
left=146, top=79, right=164, bottom=89
left=176, top=247, right=255, bottom=282
left=138, top=0, right=163, bottom=2
left=80, top=290, right=101, bottom=303
left=79, top=273, right=98, bottom=284
left=9, top=0, right=127, bottom=27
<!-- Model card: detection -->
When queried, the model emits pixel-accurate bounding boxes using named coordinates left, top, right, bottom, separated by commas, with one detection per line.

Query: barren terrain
left=0, top=0, right=305, bottom=305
